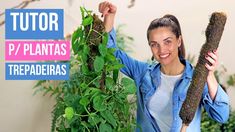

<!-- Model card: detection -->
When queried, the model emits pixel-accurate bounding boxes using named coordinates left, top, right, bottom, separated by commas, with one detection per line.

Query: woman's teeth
left=159, top=53, right=170, bottom=58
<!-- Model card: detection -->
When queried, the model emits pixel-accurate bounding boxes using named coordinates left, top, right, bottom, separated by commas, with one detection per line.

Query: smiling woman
left=147, top=16, right=185, bottom=75
left=99, top=1, right=229, bottom=132
left=148, top=27, right=183, bottom=73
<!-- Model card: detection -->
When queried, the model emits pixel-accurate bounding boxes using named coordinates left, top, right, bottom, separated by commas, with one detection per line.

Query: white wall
left=0, top=0, right=235, bottom=132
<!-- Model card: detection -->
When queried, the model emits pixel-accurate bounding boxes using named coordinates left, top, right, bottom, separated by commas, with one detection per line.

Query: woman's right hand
left=98, top=1, right=117, bottom=32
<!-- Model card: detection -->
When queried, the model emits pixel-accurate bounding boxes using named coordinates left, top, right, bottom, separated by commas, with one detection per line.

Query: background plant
left=34, top=7, right=136, bottom=132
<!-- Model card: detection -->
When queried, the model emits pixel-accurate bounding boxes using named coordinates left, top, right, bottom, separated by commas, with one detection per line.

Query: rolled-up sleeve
left=202, top=84, right=230, bottom=123
left=107, top=28, right=118, bottom=48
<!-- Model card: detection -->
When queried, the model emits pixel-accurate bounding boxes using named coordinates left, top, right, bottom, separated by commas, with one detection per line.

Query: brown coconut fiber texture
left=84, top=14, right=105, bottom=70
left=84, top=14, right=107, bottom=90
left=179, top=12, right=227, bottom=125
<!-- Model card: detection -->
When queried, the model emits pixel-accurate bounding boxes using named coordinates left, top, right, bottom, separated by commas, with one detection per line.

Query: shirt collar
left=150, top=59, right=193, bottom=80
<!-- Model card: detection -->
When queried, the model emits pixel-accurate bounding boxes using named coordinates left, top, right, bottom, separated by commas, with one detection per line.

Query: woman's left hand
left=205, top=49, right=219, bottom=100
left=205, top=49, right=218, bottom=74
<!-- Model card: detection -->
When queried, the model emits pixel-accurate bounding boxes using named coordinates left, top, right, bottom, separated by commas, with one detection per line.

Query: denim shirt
left=107, top=29, right=229, bottom=132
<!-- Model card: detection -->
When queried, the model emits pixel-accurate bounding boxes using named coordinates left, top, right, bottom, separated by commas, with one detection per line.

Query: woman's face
left=149, top=27, right=181, bottom=66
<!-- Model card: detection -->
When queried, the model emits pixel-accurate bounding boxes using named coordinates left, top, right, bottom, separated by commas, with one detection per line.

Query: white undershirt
left=148, top=72, right=182, bottom=132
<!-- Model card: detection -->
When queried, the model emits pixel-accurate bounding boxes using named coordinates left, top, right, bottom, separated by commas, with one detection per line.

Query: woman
left=99, top=1, right=229, bottom=132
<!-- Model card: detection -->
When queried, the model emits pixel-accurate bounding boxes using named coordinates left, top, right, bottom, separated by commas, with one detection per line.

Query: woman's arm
left=202, top=49, right=229, bottom=123
left=205, top=50, right=221, bottom=100
left=98, top=1, right=148, bottom=80
left=99, top=1, right=116, bottom=32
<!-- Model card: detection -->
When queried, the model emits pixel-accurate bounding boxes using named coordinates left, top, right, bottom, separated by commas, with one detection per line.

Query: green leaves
left=72, top=27, right=83, bottom=55
left=99, top=123, right=112, bottom=132
left=88, top=114, right=103, bottom=126
left=80, top=7, right=85, bottom=19
left=81, top=52, right=88, bottom=62
left=79, top=96, right=89, bottom=107
left=82, top=15, right=93, bottom=26
left=102, top=32, right=109, bottom=45
left=107, top=63, right=124, bottom=71
left=81, top=64, right=89, bottom=75
left=99, top=44, right=107, bottom=57
left=83, top=45, right=90, bottom=55
left=105, top=77, right=114, bottom=90
left=93, top=95, right=106, bottom=111
left=94, top=56, right=104, bottom=72
left=34, top=6, right=138, bottom=132
left=227, top=75, right=235, bottom=86
left=80, top=45, right=89, bottom=63
left=65, top=107, right=74, bottom=120
left=100, top=110, right=117, bottom=128
left=113, top=69, right=119, bottom=84
left=121, top=78, right=136, bottom=94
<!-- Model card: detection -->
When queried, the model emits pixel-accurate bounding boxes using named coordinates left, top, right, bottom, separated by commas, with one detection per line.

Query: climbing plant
left=33, top=7, right=136, bottom=132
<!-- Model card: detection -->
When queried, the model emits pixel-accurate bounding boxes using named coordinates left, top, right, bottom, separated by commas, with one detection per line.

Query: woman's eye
left=150, top=44, right=159, bottom=48
left=165, top=40, right=171, bottom=45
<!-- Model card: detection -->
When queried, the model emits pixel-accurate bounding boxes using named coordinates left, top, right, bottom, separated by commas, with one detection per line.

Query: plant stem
left=92, top=29, right=104, bottom=37
left=85, top=21, right=93, bottom=43
left=84, top=106, right=99, bottom=131
left=87, top=75, right=101, bottom=86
